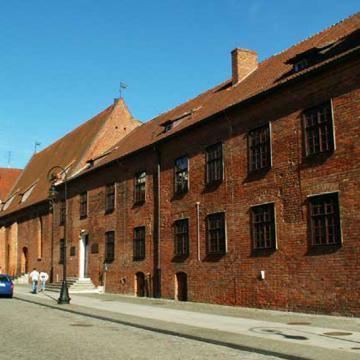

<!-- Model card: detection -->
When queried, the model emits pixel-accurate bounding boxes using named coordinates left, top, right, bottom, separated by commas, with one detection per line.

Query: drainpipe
left=196, top=202, right=201, bottom=261
left=49, top=203, right=54, bottom=283
left=154, top=146, right=161, bottom=298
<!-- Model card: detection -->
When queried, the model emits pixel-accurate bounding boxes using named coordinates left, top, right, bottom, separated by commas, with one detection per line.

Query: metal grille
left=249, top=124, right=271, bottom=171
left=105, top=231, right=115, bottom=262
left=303, top=102, right=334, bottom=156
left=309, top=193, right=341, bottom=246
left=105, top=183, right=115, bottom=213
left=206, top=212, right=226, bottom=255
left=133, top=227, right=145, bottom=260
left=174, top=219, right=189, bottom=256
left=175, top=156, right=189, bottom=193
left=80, top=192, right=87, bottom=219
left=135, top=172, right=146, bottom=203
left=206, top=143, right=223, bottom=184
left=251, top=204, right=275, bottom=250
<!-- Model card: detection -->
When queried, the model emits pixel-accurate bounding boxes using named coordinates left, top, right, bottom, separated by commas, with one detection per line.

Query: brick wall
left=156, top=58, right=360, bottom=315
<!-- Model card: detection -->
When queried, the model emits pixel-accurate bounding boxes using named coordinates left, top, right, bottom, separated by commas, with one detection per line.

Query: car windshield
left=0, top=276, right=10, bottom=282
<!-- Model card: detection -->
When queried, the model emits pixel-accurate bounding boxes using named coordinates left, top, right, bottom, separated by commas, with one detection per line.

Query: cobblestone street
left=0, top=298, right=282, bottom=360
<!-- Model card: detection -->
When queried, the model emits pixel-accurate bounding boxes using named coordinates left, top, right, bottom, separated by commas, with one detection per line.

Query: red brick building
left=0, top=99, right=140, bottom=277
left=1, top=13, right=359, bottom=315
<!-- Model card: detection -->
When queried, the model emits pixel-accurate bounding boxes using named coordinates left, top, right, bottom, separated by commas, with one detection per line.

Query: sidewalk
left=14, top=285, right=360, bottom=360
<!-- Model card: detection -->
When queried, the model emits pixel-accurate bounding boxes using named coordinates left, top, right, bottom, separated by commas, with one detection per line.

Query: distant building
left=0, top=168, right=22, bottom=203
left=1, top=12, right=360, bottom=315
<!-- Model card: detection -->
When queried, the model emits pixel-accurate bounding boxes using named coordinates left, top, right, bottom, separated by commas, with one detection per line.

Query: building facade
left=1, top=13, right=359, bottom=315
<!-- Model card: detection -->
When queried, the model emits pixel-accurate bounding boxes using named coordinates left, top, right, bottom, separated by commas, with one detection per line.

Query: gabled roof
left=86, top=12, right=360, bottom=171
left=0, top=168, right=22, bottom=201
left=0, top=99, right=140, bottom=217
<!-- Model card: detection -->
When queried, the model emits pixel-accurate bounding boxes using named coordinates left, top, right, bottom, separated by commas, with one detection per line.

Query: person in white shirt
left=39, top=271, right=49, bottom=292
left=29, top=268, right=40, bottom=294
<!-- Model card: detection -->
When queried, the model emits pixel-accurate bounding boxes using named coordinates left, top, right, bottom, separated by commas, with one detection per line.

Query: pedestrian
left=29, top=268, right=40, bottom=294
left=39, top=270, right=49, bottom=292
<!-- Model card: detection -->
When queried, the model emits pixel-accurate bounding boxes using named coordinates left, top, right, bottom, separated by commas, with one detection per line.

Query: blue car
left=0, top=274, right=14, bottom=298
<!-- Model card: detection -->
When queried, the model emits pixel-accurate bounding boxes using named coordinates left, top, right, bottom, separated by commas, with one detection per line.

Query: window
left=133, top=227, right=145, bottom=261
left=174, top=219, right=189, bottom=256
left=70, top=246, right=76, bottom=257
left=309, top=193, right=341, bottom=246
left=37, top=216, right=43, bottom=259
left=59, top=239, right=65, bottom=264
left=2, top=194, right=15, bottom=211
left=59, top=200, right=65, bottom=225
left=303, top=101, right=334, bottom=157
left=294, top=59, right=309, bottom=72
left=175, top=156, right=189, bottom=194
left=134, top=172, right=146, bottom=204
left=251, top=203, right=276, bottom=250
left=80, top=192, right=87, bottom=219
left=206, top=143, right=223, bottom=184
left=163, top=121, right=173, bottom=132
left=105, top=231, right=115, bottom=262
left=21, top=183, right=37, bottom=203
left=105, top=183, right=115, bottom=213
left=206, top=212, right=226, bottom=255
left=91, top=242, right=99, bottom=254
left=248, top=124, right=271, bottom=172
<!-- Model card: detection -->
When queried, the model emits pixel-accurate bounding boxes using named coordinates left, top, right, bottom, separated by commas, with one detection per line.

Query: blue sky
left=0, top=0, right=359, bottom=168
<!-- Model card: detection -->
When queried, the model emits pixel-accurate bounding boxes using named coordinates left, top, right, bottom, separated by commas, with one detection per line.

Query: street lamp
left=47, top=165, right=71, bottom=305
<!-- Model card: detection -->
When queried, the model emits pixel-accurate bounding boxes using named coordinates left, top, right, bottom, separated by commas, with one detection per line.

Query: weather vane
left=34, top=141, right=41, bottom=154
left=119, top=82, right=128, bottom=98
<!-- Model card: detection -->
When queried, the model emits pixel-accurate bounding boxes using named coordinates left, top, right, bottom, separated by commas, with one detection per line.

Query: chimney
left=231, top=48, right=258, bottom=85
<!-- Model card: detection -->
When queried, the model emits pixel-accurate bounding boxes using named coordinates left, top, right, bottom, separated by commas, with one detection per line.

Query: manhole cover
left=351, top=347, right=360, bottom=350
left=323, top=331, right=352, bottom=336
left=70, top=323, right=93, bottom=327
left=287, top=322, right=311, bottom=325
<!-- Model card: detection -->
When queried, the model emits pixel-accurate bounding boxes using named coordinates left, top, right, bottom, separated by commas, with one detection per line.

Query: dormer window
left=164, top=121, right=173, bottom=132
left=161, top=108, right=200, bottom=134
left=21, top=182, right=37, bottom=203
left=2, top=194, right=16, bottom=211
left=294, top=58, right=309, bottom=72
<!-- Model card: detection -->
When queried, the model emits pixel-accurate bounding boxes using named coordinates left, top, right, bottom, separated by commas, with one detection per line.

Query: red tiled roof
left=0, top=168, right=22, bottom=201
left=0, top=105, right=115, bottom=217
left=88, top=12, right=360, bottom=171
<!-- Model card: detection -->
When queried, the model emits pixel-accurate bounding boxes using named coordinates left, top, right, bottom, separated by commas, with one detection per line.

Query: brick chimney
left=231, top=48, right=258, bottom=85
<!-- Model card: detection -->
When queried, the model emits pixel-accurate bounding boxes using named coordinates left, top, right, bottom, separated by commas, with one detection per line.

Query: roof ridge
left=33, top=103, right=114, bottom=157
left=0, top=167, right=22, bottom=171
left=260, top=11, right=360, bottom=64
left=146, top=79, right=231, bottom=123
left=142, top=14, right=360, bottom=124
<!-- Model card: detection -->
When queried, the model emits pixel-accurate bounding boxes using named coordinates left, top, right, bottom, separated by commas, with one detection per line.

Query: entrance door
left=79, top=234, right=89, bottom=279
left=20, top=247, right=28, bottom=274
left=136, top=272, right=145, bottom=297
left=83, top=235, right=89, bottom=278
left=176, top=272, right=187, bottom=301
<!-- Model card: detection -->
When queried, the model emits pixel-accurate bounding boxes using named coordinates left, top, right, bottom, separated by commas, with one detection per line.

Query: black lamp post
left=47, top=166, right=70, bottom=305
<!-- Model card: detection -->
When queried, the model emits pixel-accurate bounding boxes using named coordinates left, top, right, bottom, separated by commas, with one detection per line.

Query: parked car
left=0, top=274, right=14, bottom=298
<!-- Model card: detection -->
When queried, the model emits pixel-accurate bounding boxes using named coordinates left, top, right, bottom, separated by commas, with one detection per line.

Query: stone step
left=13, top=273, right=30, bottom=284
left=46, top=277, right=98, bottom=293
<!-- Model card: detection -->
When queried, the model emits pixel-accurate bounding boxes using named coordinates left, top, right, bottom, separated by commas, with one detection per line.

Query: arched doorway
left=135, top=272, right=145, bottom=297
left=20, top=247, right=29, bottom=274
left=176, top=272, right=188, bottom=301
